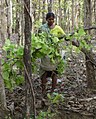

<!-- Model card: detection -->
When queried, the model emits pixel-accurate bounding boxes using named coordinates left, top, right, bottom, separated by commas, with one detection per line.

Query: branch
left=23, top=64, right=36, bottom=119
left=5, top=0, right=8, bottom=7
left=64, top=26, right=96, bottom=66
left=70, top=26, right=96, bottom=36
left=71, top=40, right=96, bottom=66
left=84, top=26, right=96, bottom=31
left=81, top=48, right=96, bottom=66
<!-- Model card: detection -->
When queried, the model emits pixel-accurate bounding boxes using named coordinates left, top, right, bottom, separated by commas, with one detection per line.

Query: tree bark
left=0, top=60, right=8, bottom=118
left=84, top=0, right=96, bottom=89
left=72, top=0, right=75, bottom=30
left=42, top=0, right=46, bottom=24
left=20, top=0, right=24, bottom=45
left=48, top=0, right=52, bottom=12
left=0, top=1, right=8, bottom=117
left=24, top=0, right=36, bottom=118
left=94, top=0, right=96, bottom=35
left=14, top=0, right=21, bottom=44
left=58, top=0, right=62, bottom=27
left=5, top=0, right=12, bottom=39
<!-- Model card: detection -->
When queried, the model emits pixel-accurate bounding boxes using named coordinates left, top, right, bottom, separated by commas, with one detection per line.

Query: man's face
left=47, top=17, right=54, bottom=26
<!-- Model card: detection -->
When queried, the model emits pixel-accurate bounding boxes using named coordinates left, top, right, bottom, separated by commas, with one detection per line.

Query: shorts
left=43, top=71, right=58, bottom=78
left=39, top=67, right=58, bottom=78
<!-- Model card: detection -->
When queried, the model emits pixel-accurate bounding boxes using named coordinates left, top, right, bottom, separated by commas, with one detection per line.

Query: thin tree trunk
left=58, top=0, right=62, bottom=27
left=68, top=8, right=71, bottom=32
left=72, top=0, right=75, bottom=30
left=15, top=0, right=20, bottom=44
left=20, top=0, right=24, bottom=45
left=84, top=0, right=96, bottom=89
left=94, top=0, right=96, bottom=35
left=48, top=0, right=52, bottom=12
left=42, top=0, right=46, bottom=24
left=38, top=0, right=41, bottom=20
left=0, top=60, right=8, bottom=118
left=5, top=0, right=12, bottom=39
left=63, top=0, right=67, bottom=32
left=24, top=0, right=36, bottom=118
left=0, top=1, right=8, bottom=117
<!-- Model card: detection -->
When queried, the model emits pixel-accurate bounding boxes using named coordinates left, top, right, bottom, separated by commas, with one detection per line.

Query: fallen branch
left=78, top=96, right=96, bottom=102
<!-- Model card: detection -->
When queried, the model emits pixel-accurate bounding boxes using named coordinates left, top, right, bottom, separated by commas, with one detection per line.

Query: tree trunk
left=20, top=0, right=24, bottom=45
left=0, top=0, right=7, bottom=44
left=84, top=0, right=96, bottom=89
left=72, top=0, right=75, bottom=30
left=42, top=0, right=46, bottom=24
left=68, top=8, right=71, bottom=32
left=58, top=0, right=62, bottom=27
left=0, top=60, right=8, bottom=118
left=94, top=0, right=96, bottom=35
left=38, top=0, right=41, bottom=21
left=48, top=0, right=52, bottom=12
left=0, top=1, right=8, bottom=117
left=24, top=0, right=36, bottom=118
left=63, top=0, right=67, bottom=32
left=15, top=0, right=20, bottom=44
left=5, top=0, right=12, bottom=39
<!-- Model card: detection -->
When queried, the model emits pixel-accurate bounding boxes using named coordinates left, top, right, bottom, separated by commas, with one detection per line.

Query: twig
left=24, top=64, right=36, bottom=119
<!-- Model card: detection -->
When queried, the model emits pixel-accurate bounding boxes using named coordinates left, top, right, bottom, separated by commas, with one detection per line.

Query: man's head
left=46, top=12, right=55, bottom=26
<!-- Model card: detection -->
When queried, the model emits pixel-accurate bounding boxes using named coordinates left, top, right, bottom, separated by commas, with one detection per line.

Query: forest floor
left=6, top=51, right=96, bottom=119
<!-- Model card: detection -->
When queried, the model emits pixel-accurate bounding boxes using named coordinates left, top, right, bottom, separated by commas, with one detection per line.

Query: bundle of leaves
left=32, top=32, right=66, bottom=75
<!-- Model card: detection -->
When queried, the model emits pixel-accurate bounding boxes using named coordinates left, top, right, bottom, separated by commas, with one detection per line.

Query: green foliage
left=36, top=93, right=63, bottom=119
left=2, top=27, right=92, bottom=90
left=76, top=28, right=92, bottom=50
left=2, top=39, right=24, bottom=90
left=66, top=27, right=92, bottom=52
left=37, top=110, right=55, bottom=119
left=32, top=33, right=66, bottom=75
left=47, top=93, right=64, bottom=104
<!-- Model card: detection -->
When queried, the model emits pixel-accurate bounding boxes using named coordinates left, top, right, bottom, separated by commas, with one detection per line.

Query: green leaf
left=15, top=60, right=23, bottom=68
left=3, top=63, right=10, bottom=71
left=16, top=47, right=24, bottom=56
left=52, top=94, right=62, bottom=104
left=15, top=75, right=24, bottom=85
left=55, top=50, right=60, bottom=56
left=52, top=37, right=59, bottom=43
left=78, top=28, right=86, bottom=36
left=47, top=93, right=52, bottom=100
left=2, top=71, right=9, bottom=79
left=4, top=79, right=12, bottom=90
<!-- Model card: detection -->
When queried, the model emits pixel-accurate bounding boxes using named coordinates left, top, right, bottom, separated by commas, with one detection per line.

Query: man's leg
left=51, top=72, right=57, bottom=93
left=41, top=71, right=47, bottom=96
